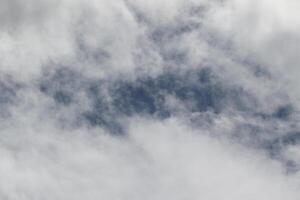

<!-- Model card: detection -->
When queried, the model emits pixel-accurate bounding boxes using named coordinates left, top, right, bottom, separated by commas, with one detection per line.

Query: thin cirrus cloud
left=0, top=0, right=300, bottom=199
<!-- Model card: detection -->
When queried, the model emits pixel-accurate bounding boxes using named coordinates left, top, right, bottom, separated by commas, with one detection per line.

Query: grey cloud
left=0, top=0, right=300, bottom=199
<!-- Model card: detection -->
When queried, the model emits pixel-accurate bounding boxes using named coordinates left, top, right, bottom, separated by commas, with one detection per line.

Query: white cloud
left=0, top=117, right=299, bottom=199
left=0, top=0, right=300, bottom=199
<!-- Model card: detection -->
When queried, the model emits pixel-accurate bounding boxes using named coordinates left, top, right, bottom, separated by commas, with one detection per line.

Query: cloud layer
left=0, top=0, right=300, bottom=199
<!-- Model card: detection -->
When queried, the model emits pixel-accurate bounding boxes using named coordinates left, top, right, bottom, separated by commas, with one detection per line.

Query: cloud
left=0, top=0, right=300, bottom=199
left=0, top=117, right=299, bottom=199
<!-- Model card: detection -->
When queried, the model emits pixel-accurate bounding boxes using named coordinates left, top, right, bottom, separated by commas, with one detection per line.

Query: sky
left=0, top=0, right=300, bottom=199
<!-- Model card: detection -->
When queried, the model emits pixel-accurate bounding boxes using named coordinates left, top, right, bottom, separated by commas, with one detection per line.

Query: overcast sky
left=0, top=0, right=300, bottom=199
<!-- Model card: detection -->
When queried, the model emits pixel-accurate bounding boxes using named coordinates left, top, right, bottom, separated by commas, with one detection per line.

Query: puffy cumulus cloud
left=0, top=117, right=299, bottom=200
left=1, top=0, right=300, bottom=199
